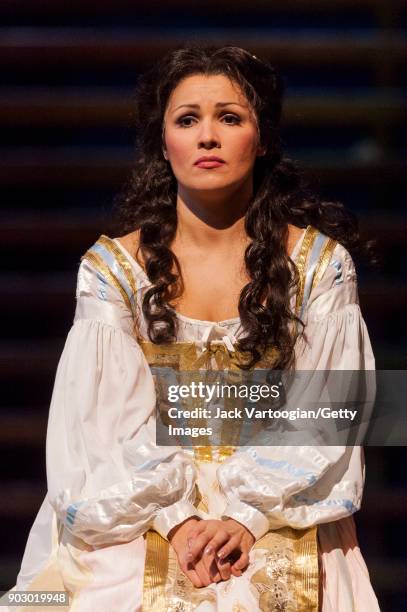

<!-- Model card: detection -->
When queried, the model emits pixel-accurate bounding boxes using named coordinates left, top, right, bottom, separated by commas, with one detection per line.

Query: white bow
left=199, top=323, right=237, bottom=354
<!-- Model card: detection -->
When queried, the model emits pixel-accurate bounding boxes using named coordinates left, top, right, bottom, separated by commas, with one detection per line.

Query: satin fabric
left=9, top=231, right=380, bottom=611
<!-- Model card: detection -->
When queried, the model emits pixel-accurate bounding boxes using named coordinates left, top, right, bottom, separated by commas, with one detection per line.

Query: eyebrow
left=172, top=102, right=247, bottom=112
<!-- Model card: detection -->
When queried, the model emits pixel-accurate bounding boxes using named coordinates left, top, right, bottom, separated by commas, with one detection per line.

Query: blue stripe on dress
left=292, top=494, right=358, bottom=513
left=299, top=232, right=327, bottom=320
left=245, top=448, right=317, bottom=485
left=66, top=503, right=82, bottom=526
left=330, top=259, right=344, bottom=285
left=88, top=242, right=136, bottom=311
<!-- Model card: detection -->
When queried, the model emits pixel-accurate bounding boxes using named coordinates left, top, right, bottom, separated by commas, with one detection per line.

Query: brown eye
left=176, top=115, right=197, bottom=128
left=222, top=114, right=241, bottom=125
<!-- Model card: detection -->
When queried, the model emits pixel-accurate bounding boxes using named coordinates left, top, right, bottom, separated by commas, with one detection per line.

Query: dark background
left=1, top=1, right=406, bottom=609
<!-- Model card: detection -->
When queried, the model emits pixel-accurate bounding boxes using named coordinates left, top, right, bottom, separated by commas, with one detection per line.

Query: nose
left=198, top=118, right=221, bottom=150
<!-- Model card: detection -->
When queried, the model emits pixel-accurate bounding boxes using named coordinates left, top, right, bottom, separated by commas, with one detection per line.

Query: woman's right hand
left=186, top=519, right=253, bottom=579
left=168, top=517, right=228, bottom=587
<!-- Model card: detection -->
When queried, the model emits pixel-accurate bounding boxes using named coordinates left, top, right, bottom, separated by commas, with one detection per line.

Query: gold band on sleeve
left=311, top=238, right=338, bottom=292
left=80, top=250, right=134, bottom=315
left=295, top=226, right=318, bottom=316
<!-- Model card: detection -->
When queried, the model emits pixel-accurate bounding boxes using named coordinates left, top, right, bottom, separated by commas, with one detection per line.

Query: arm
left=46, top=256, right=199, bottom=547
left=218, top=243, right=374, bottom=539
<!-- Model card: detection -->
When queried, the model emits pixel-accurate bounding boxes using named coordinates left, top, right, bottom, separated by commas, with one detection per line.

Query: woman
left=11, top=46, right=380, bottom=611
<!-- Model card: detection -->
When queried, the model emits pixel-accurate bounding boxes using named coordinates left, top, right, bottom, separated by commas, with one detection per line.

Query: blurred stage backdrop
left=0, top=1, right=406, bottom=609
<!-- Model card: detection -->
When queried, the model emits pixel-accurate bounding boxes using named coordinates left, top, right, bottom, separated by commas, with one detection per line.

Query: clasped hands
left=168, top=516, right=255, bottom=588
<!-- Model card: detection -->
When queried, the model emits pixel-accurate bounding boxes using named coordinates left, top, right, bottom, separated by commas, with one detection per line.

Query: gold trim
left=249, top=526, right=318, bottom=611
left=143, top=526, right=319, bottom=611
left=80, top=250, right=133, bottom=315
left=139, top=339, right=198, bottom=370
left=143, top=530, right=170, bottom=611
left=193, top=446, right=237, bottom=465
left=139, top=339, right=279, bottom=373
left=311, top=238, right=338, bottom=292
left=139, top=339, right=279, bottom=465
left=194, top=446, right=213, bottom=462
left=295, top=226, right=318, bottom=317
left=293, top=526, right=319, bottom=610
left=98, top=235, right=138, bottom=292
left=97, top=234, right=144, bottom=342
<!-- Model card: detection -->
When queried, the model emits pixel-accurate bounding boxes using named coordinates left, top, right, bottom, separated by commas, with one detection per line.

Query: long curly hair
left=113, top=45, right=359, bottom=370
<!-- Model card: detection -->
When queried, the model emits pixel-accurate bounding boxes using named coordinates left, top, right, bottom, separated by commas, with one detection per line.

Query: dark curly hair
left=113, top=45, right=360, bottom=370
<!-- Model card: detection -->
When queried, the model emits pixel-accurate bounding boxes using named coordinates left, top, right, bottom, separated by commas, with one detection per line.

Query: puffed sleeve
left=218, top=243, right=374, bottom=540
left=46, top=255, right=199, bottom=547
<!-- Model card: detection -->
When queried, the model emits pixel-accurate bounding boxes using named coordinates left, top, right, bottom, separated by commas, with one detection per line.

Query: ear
left=162, top=148, right=168, bottom=160
left=257, top=144, right=266, bottom=157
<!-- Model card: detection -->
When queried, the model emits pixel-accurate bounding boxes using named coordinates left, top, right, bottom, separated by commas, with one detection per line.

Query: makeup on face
left=194, top=155, right=226, bottom=169
left=162, top=74, right=262, bottom=193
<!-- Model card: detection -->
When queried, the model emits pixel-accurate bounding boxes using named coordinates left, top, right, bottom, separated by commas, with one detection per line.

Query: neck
left=175, top=180, right=252, bottom=250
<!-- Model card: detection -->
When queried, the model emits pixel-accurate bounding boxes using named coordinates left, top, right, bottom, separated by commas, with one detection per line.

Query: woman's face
left=162, top=73, right=264, bottom=196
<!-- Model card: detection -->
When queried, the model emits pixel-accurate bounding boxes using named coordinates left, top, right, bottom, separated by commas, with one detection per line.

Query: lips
left=194, top=156, right=226, bottom=169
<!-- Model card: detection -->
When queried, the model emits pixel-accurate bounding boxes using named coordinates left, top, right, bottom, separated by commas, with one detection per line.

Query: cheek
left=230, top=129, right=259, bottom=162
left=165, top=130, right=192, bottom=163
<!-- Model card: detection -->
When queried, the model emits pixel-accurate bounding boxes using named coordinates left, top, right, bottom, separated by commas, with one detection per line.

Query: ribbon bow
left=192, top=324, right=239, bottom=370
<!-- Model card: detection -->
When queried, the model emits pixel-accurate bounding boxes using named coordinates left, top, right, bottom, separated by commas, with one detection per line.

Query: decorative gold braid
left=80, top=250, right=133, bottom=315
left=293, top=526, right=319, bottom=610
left=311, top=237, right=338, bottom=291
left=193, top=446, right=213, bottom=463
left=139, top=340, right=279, bottom=464
left=96, top=234, right=144, bottom=342
left=98, top=234, right=138, bottom=295
left=295, top=225, right=318, bottom=317
left=138, top=340, right=279, bottom=373
left=142, top=530, right=169, bottom=611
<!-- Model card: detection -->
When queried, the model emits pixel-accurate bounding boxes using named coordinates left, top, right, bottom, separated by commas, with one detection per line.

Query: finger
left=232, top=551, right=250, bottom=572
left=186, top=569, right=203, bottom=588
left=216, top=535, right=241, bottom=561
left=202, top=552, right=222, bottom=582
left=187, top=531, right=213, bottom=562
left=230, top=565, right=243, bottom=578
left=178, top=557, right=203, bottom=588
left=202, top=532, right=230, bottom=575
left=216, top=556, right=232, bottom=581
left=210, top=564, right=222, bottom=582
left=193, top=559, right=213, bottom=587
left=189, top=526, right=229, bottom=562
left=204, top=530, right=230, bottom=557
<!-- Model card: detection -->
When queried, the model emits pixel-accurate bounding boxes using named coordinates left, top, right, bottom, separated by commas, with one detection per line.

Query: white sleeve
left=295, top=242, right=375, bottom=371
left=219, top=244, right=374, bottom=540
left=46, top=257, right=199, bottom=547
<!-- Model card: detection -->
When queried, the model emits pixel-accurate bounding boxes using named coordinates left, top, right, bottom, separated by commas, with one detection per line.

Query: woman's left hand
left=186, top=518, right=255, bottom=579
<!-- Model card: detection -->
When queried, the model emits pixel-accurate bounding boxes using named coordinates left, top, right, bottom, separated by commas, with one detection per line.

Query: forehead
left=166, top=74, right=249, bottom=110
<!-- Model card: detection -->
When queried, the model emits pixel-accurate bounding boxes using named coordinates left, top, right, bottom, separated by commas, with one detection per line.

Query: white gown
left=9, top=227, right=380, bottom=611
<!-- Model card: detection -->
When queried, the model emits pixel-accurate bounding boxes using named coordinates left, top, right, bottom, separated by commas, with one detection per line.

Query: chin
left=184, top=176, right=246, bottom=193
